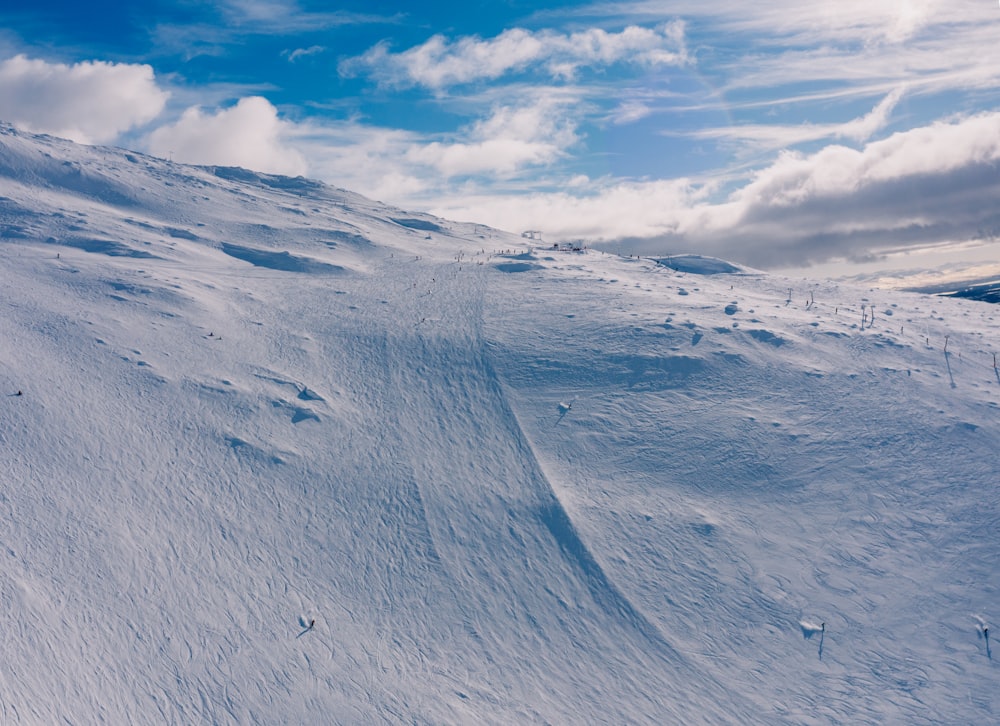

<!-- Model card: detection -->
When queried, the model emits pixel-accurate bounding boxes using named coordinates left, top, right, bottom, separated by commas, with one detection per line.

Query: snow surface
left=0, top=123, right=996, bottom=724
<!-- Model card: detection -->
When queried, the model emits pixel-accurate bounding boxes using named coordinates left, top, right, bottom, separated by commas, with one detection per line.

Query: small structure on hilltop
left=521, top=230, right=543, bottom=241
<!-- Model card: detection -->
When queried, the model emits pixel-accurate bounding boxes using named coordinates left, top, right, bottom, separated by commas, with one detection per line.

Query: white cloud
left=149, top=4, right=397, bottom=61
left=146, top=96, right=307, bottom=176
left=581, top=0, right=954, bottom=46
left=406, top=99, right=579, bottom=177
left=0, top=55, right=168, bottom=144
left=280, top=94, right=585, bottom=201
left=429, top=112, right=1000, bottom=269
left=340, top=23, right=686, bottom=89
left=6, top=1, right=979, bottom=278
left=283, top=108, right=1000, bottom=271
left=686, top=88, right=905, bottom=152
left=835, top=88, right=904, bottom=142
left=611, top=100, right=654, bottom=125
left=733, top=112, right=1000, bottom=209
left=430, top=177, right=709, bottom=243
left=682, top=112, right=1000, bottom=266
left=711, top=0, right=941, bottom=46
left=217, top=0, right=387, bottom=29
left=221, top=0, right=299, bottom=23
left=284, top=45, right=325, bottom=62
left=285, top=121, right=424, bottom=202
left=566, top=1, right=1000, bottom=108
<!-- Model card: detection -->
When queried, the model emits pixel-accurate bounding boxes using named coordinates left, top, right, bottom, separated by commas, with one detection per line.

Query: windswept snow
left=655, top=254, right=746, bottom=275
left=0, top=123, right=996, bottom=723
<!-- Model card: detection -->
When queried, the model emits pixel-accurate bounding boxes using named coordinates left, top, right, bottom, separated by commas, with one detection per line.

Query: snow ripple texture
left=0, top=124, right=996, bottom=724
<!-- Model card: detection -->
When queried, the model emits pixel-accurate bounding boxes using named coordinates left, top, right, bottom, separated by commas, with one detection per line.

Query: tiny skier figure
left=308, top=619, right=316, bottom=630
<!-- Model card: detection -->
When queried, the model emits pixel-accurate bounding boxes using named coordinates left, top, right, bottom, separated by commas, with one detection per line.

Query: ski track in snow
left=0, top=124, right=997, bottom=723
left=483, top=253, right=1000, bottom=724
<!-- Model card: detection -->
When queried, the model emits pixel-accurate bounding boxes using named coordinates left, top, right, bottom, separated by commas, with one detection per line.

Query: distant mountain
left=940, top=281, right=1000, bottom=304
left=0, top=124, right=996, bottom=724
left=893, top=272, right=1000, bottom=305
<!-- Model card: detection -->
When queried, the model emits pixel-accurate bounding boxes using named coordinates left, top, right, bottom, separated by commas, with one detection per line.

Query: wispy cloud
left=220, top=0, right=301, bottom=24
left=696, top=0, right=941, bottom=45
left=0, top=55, right=168, bottom=144
left=685, top=88, right=905, bottom=152
left=555, top=1, right=1000, bottom=103
left=819, top=87, right=903, bottom=142
left=217, top=0, right=397, bottom=31
left=149, top=4, right=400, bottom=59
left=567, top=0, right=960, bottom=45
left=283, top=45, right=325, bottom=63
left=610, top=100, right=654, bottom=125
left=716, top=32, right=1000, bottom=101
left=340, top=23, right=686, bottom=89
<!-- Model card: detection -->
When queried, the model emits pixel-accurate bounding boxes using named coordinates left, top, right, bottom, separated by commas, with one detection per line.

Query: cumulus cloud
left=431, top=112, right=1000, bottom=269
left=287, top=94, right=584, bottom=201
left=406, top=99, right=579, bottom=177
left=0, top=55, right=168, bottom=144
left=430, top=178, right=705, bottom=243
left=674, top=112, right=1000, bottom=267
left=732, top=112, right=1000, bottom=210
left=146, top=96, right=307, bottom=176
left=274, top=120, right=422, bottom=202
left=340, top=23, right=686, bottom=89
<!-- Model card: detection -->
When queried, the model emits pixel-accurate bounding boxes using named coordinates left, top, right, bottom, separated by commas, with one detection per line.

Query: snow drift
left=0, top=123, right=996, bottom=723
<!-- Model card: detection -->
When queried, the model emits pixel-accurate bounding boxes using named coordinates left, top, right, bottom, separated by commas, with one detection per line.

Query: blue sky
left=2, top=1, right=1000, bottom=277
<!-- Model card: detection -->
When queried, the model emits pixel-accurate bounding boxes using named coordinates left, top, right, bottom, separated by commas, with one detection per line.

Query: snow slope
left=0, top=124, right=996, bottom=724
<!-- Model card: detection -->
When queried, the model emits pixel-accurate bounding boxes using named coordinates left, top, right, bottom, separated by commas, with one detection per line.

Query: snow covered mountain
left=0, top=123, right=996, bottom=724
